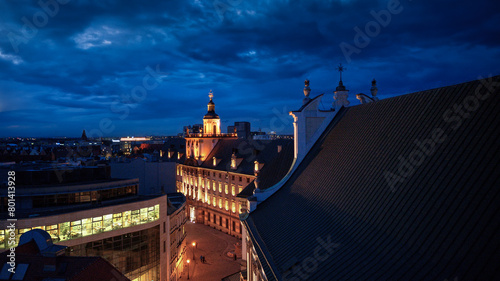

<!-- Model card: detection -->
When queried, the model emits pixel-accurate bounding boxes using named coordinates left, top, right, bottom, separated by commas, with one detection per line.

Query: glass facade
left=68, top=226, right=160, bottom=281
left=0, top=204, right=159, bottom=249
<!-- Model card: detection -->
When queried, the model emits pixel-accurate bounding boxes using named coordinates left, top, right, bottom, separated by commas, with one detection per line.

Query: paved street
left=181, top=222, right=244, bottom=281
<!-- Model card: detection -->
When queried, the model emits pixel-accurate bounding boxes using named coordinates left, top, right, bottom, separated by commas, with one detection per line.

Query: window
left=231, top=185, right=235, bottom=196
left=232, top=201, right=236, bottom=213
left=163, top=222, right=166, bottom=233
left=225, top=184, right=228, bottom=194
left=239, top=176, right=242, bottom=181
left=233, top=221, right=236, bottom=231
left=219, top=198, right=222, bottom=209
left=247, top=178, right=250, bottom=183
left=226, top=218, right=229, bottom=228
left=232, top=175, right=235, bottom=180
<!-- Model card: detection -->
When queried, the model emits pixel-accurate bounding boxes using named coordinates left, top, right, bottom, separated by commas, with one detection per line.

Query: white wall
left=110, top=159, right=177, bottom=195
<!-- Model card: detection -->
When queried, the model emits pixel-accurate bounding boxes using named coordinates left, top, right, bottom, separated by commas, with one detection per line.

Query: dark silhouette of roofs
left=242, top=75, right=500, bottom=280
left=0, top=234, right=130, bottom=281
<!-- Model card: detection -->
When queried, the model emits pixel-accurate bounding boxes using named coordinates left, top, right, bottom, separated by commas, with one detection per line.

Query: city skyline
left=1, top=0, right=499, bottom=137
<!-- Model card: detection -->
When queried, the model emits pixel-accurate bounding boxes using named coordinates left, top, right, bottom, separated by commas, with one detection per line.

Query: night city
left=0, top=0, right=499, bottom=280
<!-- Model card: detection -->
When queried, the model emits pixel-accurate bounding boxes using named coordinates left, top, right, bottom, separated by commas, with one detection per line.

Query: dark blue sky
left=1, top=0, right=499, bottom=137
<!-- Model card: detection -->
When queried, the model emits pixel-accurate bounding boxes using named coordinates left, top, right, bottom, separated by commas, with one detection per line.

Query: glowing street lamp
left=192, top=241, right=196, bottom=259
left=187, top=259, right=190, bottom=280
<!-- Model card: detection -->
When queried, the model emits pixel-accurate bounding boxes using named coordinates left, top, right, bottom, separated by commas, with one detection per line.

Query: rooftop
left=244, top=75, right=500, bottom=280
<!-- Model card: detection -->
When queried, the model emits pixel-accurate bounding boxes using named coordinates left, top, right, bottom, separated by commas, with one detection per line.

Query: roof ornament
left=356, top=79, right=380, bottom=104
left=303, top=79, right=311, bottom=105
left=333, top=63, right=349, bottom=109
left=209, top=89, right=214, bottom=101
left=370, top=79, right=379, bottom=99
left=335, top=63, right=347, bottom=91
left=253, top=170, right=261, bottom=194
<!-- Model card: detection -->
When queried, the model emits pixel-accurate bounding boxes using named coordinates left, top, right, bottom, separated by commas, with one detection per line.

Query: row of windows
left=0, top=204, right=159, bottom=249
left=68, top=226, right=160, bottom=281
left=183, top=180, right=243, bottom=195
left=178, top=166, right=251, bottom=183
left=206, top=211, right=242, bottom=233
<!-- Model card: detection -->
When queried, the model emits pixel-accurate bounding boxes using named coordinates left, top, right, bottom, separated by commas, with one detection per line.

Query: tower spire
left=333, top=63, right=349, bottom=109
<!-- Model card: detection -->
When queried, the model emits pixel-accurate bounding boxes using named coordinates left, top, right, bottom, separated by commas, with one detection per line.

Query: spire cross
left=209, top=90, right=213, bottom=101
left=336, top=63, right=346, bottom=81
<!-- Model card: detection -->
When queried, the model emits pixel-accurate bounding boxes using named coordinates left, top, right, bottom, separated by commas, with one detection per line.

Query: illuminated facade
left=177, top=91, right=294, bottom=239
left=0, top=165, right=187, bottom=281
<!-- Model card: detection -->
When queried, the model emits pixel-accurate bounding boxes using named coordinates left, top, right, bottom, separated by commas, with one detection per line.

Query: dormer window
left=254, top=160, right=259, bottom=172
left=213, top=157, right=217, bottom=167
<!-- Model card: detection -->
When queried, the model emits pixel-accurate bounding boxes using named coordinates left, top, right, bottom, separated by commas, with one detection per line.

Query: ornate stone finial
left=304, top=80, right=311, bottom=96
left=208, top=89, right=214, bottom=101
left=303, top=79, right=312, bottom=104
left=370, top=79, right=378, bottom=97
left=253, top=170, right=261, bottom=193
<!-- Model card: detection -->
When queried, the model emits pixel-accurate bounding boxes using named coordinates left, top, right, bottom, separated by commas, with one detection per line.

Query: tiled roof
left=245, top=76, right=500, bottom=280
left=199, top=138, right=294, bottom=176
left=237, top=140, right=294, bottom=197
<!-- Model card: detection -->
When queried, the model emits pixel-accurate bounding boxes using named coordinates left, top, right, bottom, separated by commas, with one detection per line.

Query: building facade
left=0, top=164, right=187, bottom=281
left=177, top=91, right=294, bottom=239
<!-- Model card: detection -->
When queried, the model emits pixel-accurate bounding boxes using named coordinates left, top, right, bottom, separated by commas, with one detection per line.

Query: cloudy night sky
left=0, top=0, right=499, bottom=137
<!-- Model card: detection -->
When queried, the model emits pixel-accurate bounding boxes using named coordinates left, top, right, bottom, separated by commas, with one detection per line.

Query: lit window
left=254, top=161, right=259, bottom=172
left=231, top=185, right=235, bottom=196
left=213, top=196, right=217, bottom=207
left=232, top=202, right=236, bottom=213
left=225, top=184, right=228, bottom=194
left=225, top=199, right=229, bottom=211
left=213, top=157, right=217, bottom=167
left=219, top=183, right=222, bottom=193
left=219, top=198, right=222, bottom=209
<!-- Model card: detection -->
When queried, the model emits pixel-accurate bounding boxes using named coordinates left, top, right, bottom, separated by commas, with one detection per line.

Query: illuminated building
left=241, top=76, right=500, bottom=280
left=0, top=164, right=187, bottom=281
left=177, top=91, right=294, bottom=238
left=0, top=229, right=131, bottom=281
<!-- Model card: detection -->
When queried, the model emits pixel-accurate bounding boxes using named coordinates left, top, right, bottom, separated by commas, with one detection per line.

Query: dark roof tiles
left=246, top=76, right=500, bottom=281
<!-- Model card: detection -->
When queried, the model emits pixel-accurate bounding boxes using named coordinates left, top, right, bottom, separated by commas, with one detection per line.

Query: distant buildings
left=241, top=76, right=500, bottom=280
left=177, top=91, right=294, bottom=238
left=0, top=164, right=187, bottom=281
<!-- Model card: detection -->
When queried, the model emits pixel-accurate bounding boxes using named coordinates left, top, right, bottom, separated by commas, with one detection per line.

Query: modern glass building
left=0, top=164, right=187, bottom=281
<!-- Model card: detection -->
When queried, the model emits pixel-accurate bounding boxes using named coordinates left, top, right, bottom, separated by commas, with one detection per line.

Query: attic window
left=213, top=157, right=217, bottom=167
left=254, top=161, right=259, bottom=172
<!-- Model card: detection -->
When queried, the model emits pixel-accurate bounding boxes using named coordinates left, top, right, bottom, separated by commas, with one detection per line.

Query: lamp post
left=192, top=242, right=196, bottom=260
left=187, top=259, right=190, bottom=280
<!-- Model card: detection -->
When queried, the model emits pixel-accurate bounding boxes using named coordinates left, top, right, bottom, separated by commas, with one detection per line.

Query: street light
left=192, top=242, right=196, bottom=259
left=187, top=259, right=190, bottom=280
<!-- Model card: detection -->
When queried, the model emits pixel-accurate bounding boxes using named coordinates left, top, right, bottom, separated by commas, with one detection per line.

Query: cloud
left=0, top=0, right=498, bottom=137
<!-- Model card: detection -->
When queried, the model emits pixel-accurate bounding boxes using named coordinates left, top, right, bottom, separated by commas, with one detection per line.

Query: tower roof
left=204, top=89, right=219, bottom=119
